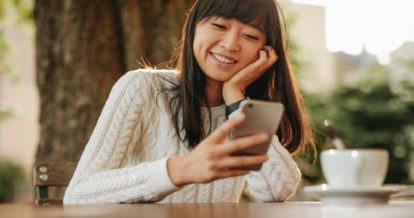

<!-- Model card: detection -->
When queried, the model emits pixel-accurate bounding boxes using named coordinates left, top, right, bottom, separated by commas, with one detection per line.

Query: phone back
left=231, top=99, right=284, bottom=156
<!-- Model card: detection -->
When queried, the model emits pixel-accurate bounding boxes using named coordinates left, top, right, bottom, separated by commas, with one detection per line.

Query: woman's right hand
left=167, top=114, right=269, bottom=187
left=222, top=45, right=278, bottom=105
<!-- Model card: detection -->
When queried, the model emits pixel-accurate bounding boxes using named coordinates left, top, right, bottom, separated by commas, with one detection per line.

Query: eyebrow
left=207, top=16, right=265, bottom=33
left=244, top=17, right=266, bottom=33
left=246, top=22, right=265, bottom=33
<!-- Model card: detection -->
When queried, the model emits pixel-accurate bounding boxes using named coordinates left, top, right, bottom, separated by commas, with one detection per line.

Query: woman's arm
left=63, top=71, right=179, bottom=204
left=245, top=136, right=302, bottom=202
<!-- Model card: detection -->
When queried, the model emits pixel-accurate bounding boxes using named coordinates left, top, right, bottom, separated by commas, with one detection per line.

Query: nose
left=219, top=30, right=241, bottom=52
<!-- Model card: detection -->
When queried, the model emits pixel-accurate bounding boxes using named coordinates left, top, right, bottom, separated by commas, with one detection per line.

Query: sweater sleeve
left=245, top=136, right=301, bottom=202
left=63, top=71, right=179, bottom=205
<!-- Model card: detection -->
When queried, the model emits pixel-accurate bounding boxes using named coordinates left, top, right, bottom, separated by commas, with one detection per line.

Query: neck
left=205, top=79, right=224, bottom=107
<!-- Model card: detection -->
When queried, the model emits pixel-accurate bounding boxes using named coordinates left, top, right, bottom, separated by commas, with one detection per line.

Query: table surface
left=1, top=202, right=413, bottom=218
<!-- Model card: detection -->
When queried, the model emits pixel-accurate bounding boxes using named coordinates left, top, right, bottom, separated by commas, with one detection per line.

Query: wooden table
left=1, top=202, right=413, bottom=218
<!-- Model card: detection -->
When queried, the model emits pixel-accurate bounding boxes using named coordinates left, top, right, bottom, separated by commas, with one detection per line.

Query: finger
left=258, top=49, right=268, bottom=63
left=220, top=133, right=269, bottom=155
left=216, top=155, right=268, bottom=169
left=231, top=50, right=268, bottom=83
left=208, top=114, right=246, bottom=143
left=262, top=46, right=278, bottom=66
left=250, top=49, right=268, bottom=74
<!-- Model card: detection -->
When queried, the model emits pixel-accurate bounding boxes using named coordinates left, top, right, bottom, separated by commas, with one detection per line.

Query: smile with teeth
left=211, top=53, right=237, bottom=64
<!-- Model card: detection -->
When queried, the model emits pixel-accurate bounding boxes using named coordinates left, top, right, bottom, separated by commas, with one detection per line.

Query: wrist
left=225, top=97, right=248, bottom=117
left=167, top=156, right=188, bottom=188
left=223, top=87, right=245, bottom=105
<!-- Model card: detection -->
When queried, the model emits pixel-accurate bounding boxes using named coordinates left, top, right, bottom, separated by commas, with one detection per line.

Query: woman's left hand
left=223, top=45, right=278, bottom=104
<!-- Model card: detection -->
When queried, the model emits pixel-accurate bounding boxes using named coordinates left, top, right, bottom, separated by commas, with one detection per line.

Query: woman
left=64, top=0, right=314, bottom=204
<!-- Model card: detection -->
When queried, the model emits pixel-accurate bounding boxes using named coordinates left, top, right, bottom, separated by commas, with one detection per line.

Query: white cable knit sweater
left=63, top=69, right=301, bottom=204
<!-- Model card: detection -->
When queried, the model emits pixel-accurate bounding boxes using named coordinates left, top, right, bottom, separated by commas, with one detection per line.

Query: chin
left=215, top=75, right=234, bottom=82
left=204, top=74, right=230, bottom=84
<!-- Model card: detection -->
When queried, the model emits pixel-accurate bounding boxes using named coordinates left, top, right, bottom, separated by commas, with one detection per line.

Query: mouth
left=210, top=52, right=237, bottom=65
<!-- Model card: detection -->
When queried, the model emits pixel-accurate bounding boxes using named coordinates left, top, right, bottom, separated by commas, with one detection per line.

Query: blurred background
left=0, top=0, right=413, bottom=203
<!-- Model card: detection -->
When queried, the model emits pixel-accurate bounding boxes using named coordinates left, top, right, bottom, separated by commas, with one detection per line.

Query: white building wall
left=0, top=17, right=38, bottom=175
left=282, top=1, right=337, bottom=92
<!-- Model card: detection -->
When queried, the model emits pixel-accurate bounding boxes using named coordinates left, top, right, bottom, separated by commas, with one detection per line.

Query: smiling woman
left=63, top=0, right=315, bottom=204
left=193, top=17, right=267, bottom=84
left=192, top=17, right=273, bottom=105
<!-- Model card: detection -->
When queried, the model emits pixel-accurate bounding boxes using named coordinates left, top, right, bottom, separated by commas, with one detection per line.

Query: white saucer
left=390, top=185, right=414, bottom=200
left=304, top=184, right=407, bottom=204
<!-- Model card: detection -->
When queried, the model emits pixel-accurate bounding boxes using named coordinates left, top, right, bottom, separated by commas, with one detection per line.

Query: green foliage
left=0, top=33, right=12, bottom=78
left=305, top=60, right=414, bottom=184
left=1, top=0, right=33, bottom=121
left=0, top=1, right=32, bottom=203
left=285, top=10, right=311, bottom=75
left=11, top=0, right=33, bottom=22
left=0, top=0, right=33, bottom=80
left=282, top=4, right=413, bottom=185
left=0, top=104, right=16, bottom=121
left=0, top=0, right=11, bottom=79
left=0, top=0, right=32, bottom=22
left=0, top=159, right=25, bottom=202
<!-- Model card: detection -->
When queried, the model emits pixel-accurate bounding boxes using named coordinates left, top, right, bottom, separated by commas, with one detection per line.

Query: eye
left=211, top=23, right=226, bottom=30
left=244, top=34, right=260, bottom=41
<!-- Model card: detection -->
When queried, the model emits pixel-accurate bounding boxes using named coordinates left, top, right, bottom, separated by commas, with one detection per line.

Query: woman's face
left=193, top=17, right=266, bottom=83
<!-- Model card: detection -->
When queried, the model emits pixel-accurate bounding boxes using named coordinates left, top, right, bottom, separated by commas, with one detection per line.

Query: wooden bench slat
left=33, top=161, right=77, bottom=206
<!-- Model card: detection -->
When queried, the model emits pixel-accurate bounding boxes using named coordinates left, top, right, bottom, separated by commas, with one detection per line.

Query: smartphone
left=229, top=99, right=284, bottom=170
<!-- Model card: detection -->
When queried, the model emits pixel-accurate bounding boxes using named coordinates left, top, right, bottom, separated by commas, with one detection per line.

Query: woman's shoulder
left=121, top=68, right=178, bottom=86
left=109, top=68, right=178, bottom=95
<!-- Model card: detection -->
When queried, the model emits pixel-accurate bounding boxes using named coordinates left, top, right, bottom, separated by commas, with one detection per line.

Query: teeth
left=212, top=53, right=236, bottom=64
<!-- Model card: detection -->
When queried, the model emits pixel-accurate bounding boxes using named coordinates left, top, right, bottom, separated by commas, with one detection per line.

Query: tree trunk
left=35, top=0, right=194, bottom=161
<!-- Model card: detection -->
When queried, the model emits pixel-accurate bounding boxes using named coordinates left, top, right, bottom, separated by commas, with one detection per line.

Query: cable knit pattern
left=246, top=136, right=302, bottom=202
left=63, top=69, right=301, bottom=204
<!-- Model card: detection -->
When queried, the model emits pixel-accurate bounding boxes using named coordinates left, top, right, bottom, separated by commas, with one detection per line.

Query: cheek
left=193, top=26, right=205, bottom=59
left=244, top=48, right=262, bottom=64
left=193, top=35, right=211, bottom=63
left=192, top=39, right=203, bottom=63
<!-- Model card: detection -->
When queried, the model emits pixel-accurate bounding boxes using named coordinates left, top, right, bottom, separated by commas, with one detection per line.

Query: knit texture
left=63, top=69, right=301, bottom=204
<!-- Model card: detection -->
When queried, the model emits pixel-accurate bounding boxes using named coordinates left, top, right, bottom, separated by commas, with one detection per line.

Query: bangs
left=195, top=0, right=275, bottom=34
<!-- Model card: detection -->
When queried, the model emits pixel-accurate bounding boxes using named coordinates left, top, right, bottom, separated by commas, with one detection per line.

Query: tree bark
left=35, top=0, right=194, bottom=161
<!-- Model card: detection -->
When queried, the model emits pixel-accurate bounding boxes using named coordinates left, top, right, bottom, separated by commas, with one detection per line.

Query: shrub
left=0, top=159, right=25, bottom=202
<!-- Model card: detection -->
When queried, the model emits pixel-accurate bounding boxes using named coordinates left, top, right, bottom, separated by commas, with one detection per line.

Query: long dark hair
left=168, top=0, right=314, bottom=155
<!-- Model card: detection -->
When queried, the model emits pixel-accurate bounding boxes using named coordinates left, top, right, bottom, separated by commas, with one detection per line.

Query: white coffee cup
left=321, top=149, right=389, bottom=188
